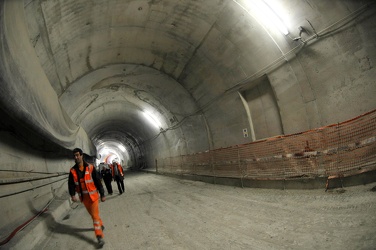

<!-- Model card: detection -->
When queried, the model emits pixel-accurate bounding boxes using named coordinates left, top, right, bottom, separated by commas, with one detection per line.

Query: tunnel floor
left=11, top=172, right=376, bottom=250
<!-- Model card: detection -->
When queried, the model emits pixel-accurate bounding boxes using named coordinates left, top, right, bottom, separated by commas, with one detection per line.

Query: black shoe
left=97, top=236, right=105, bottom=247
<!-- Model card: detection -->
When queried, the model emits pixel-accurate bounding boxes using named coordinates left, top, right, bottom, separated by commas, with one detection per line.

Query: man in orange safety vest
left=68, top=148, right=106, bottom=247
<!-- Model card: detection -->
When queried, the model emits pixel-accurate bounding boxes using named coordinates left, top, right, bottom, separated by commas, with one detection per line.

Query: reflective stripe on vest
left=70, top=164, right=99, bottom=202
left=82, top=190, right=98, bottom=195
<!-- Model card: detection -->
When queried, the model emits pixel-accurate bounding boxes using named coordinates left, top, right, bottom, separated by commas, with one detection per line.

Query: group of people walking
left=99, top=161, right=125, bottom=195
left=68, top=148, right=126, bottom=247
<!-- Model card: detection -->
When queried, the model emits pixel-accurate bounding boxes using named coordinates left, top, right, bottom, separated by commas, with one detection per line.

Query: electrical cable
left=0, top=172, right=68, bottom=185
left=142, top=2, right=375, bottom=144
left=0, top=169, right=61, bottom=175
left=0, top=197, right=54, bottom=246
left=0, top=175, right=69, bottom=245
left=0, top=176, right=68, bottom=199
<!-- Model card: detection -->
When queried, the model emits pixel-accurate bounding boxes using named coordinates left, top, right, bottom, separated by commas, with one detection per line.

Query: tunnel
left=0, top=0, right=376, bottom=249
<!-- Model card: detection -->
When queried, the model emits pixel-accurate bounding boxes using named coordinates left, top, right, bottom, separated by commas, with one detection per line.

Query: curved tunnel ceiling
left=11, top=0, right=374, bottom=163
left=59, top=64, right=200, bottom=160
left=27, top=0, right=285, bottom=159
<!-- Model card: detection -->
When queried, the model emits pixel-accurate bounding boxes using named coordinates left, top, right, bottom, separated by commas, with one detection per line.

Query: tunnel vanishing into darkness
left=0, top=0, right=376, bottom=247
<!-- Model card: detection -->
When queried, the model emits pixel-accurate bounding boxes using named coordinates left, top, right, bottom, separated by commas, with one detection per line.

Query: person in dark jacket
left=68, top=148, right=106, bottom=247
left=110, top=161, right=125, bottom=194
left=100, top=163, right=113, bottom=195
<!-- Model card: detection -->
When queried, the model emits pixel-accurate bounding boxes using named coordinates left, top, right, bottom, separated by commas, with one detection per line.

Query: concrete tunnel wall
left=0, top=0, right=376, bottom=246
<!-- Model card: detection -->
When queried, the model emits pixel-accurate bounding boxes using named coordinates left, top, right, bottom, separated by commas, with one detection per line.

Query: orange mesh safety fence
left=158, top=109, right=376, bottom=181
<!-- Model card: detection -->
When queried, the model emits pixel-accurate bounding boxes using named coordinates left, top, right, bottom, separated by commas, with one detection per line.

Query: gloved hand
left=101, top=196, right=106, bottom=202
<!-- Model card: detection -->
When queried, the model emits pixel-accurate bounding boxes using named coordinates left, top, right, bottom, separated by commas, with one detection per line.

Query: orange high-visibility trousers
left=83, top=195, right=104, bottom=238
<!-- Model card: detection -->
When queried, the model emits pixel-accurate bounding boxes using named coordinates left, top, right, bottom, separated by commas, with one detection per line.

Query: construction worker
left=68, top=148, right=106, bottom=247
left=110, top=161, right=125, bottom=194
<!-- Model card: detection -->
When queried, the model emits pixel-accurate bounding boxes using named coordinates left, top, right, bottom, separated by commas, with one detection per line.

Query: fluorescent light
left=256, top=0, right=289, bottom=35
left=118, top=144, right=126, bottom=152
left=234, top=0, right=289, bottom=35
left=143, top=110, right=162, bottom=129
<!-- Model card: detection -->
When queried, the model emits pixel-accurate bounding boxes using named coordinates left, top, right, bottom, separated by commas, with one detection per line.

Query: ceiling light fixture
left=143, top=110, right=163, bottom=129
left=254, top=0, right=289, bottom=35
left=118, top=144, right=126, bottom=152
left=234, top=0, right=289, bottom=35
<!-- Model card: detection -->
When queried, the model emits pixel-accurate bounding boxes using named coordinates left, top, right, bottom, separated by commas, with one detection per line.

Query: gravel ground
left=35, top=172, right=376, bottom=250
